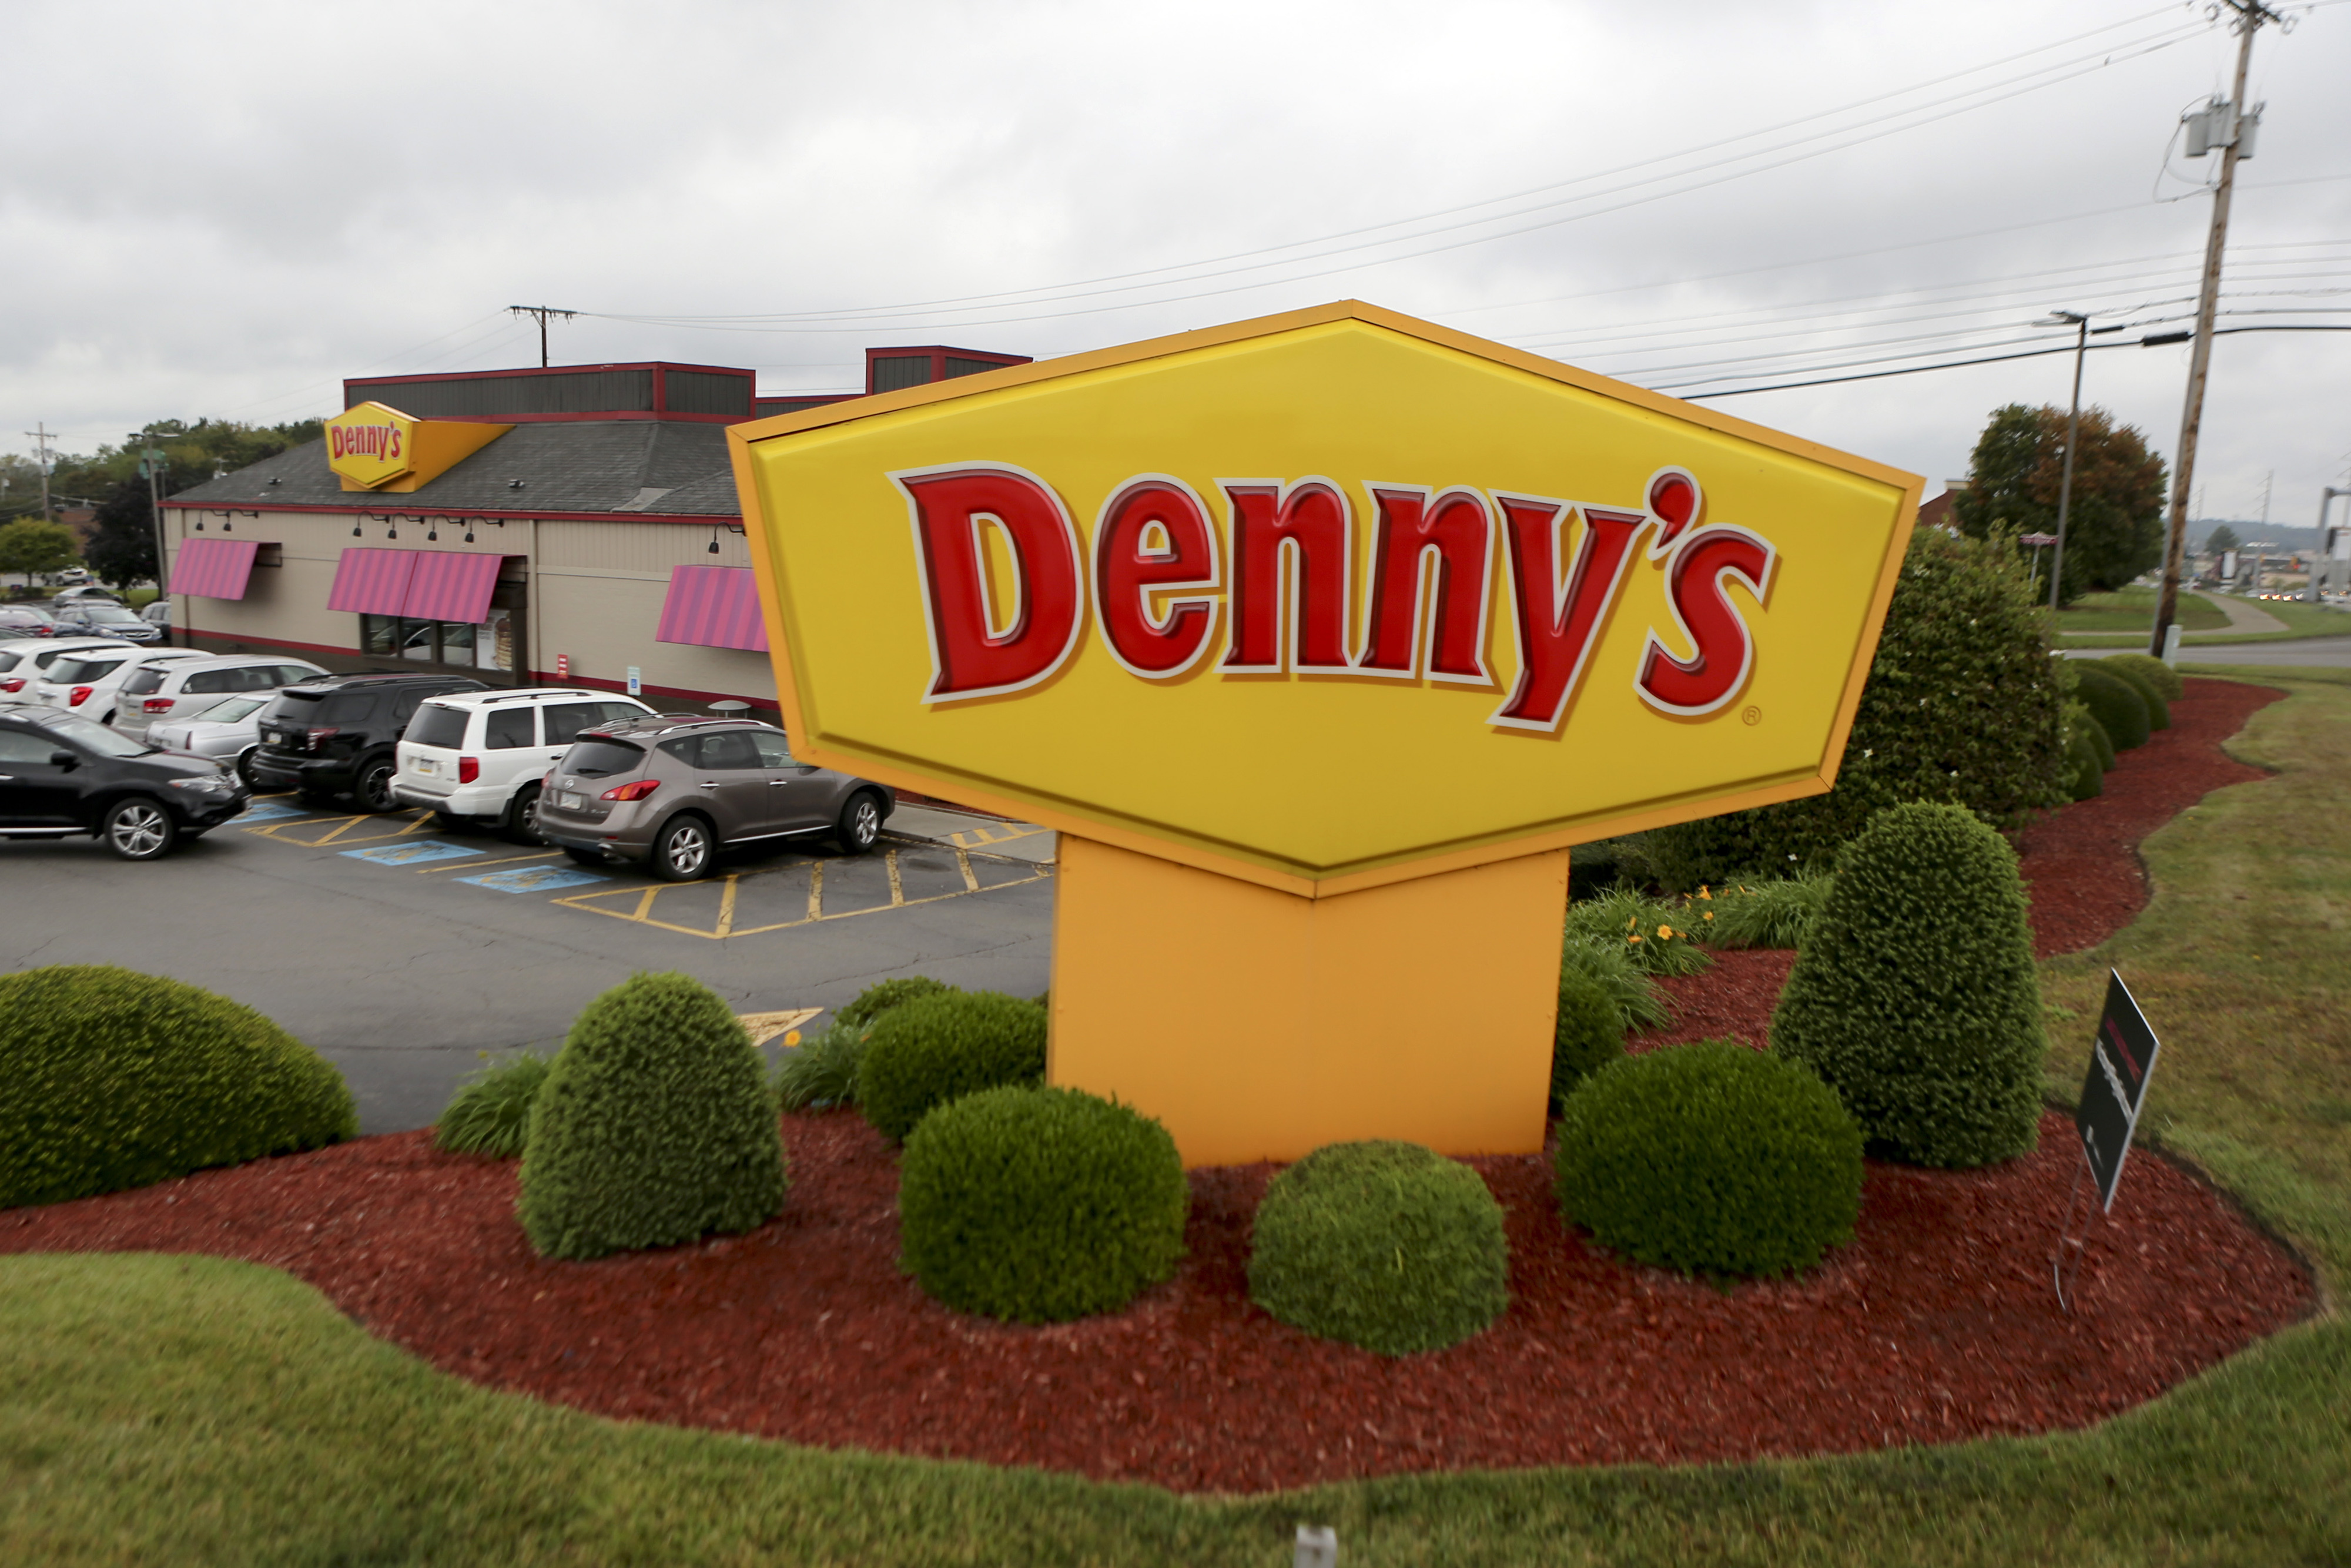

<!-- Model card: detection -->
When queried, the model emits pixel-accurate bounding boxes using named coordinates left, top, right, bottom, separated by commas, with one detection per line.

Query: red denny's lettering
left=892, top=462, right=1776, bottom=733
left=330, top=423, right=404, bottom=462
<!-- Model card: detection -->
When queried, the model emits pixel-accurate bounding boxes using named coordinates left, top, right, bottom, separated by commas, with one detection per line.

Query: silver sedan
left=147, top=695, right=273, bottom=786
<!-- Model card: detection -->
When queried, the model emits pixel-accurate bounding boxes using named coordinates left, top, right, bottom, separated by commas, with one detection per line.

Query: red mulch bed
left=0, top=676, right=2314, bottom=1493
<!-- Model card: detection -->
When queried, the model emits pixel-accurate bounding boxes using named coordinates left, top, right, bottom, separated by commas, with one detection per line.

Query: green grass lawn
left=5, top=674, right=2349, bottom=1565
left=2057, top=585, right=2229, bottom=635
left=2061, top=587, right=2351, bottom=646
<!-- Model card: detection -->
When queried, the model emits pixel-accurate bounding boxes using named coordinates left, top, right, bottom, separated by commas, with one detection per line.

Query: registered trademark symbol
left=1742, top=705, right=1762, bottom=726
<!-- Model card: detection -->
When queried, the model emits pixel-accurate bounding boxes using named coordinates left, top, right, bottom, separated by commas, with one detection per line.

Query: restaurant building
left=161, top=345, right=1029, bottom=715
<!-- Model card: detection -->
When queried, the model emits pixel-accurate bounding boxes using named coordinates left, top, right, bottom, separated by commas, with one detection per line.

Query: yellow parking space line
left=417, top=850, right=559, bottom=875
left=806, top=860, right=824, bottom=922
left=955, top=847, right=979, bottom=892
left=737, top=1007, right=822, bottom=1047
left=945, top=822, right=1047, bottom=850
left=715, top=875, right=740, bottom=939
left=885, top=852, right=905, bottom=907
left=726, top=864, right=1052, bottom=937
left=545, top=850, right=1052, bottom=941
left=631, top=886, right=658, bottom=921
left=245, top=809, right=433, bottom=846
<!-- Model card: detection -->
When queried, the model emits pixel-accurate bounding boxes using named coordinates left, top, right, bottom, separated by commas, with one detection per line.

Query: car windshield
left=183, top=695, right=267, bottom=724
left=558, top=738, right=645, bottom=778
left=28, top=709, right=154, bottom=758
left=47, top=656, right=127, bottom=684
left=78, top=605, right=143, bottom=624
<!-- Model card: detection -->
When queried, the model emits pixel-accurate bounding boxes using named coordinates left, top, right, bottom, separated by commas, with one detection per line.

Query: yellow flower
left=1627, top=934, right=1643, bottom=943
left=1657, top=926, right=1674, bottom=940
left=783, top=1030, right=802, bottom=1047
left=1699, top=886, right=1713, bottom=900
left=1703, top=911, right=1714, bottom=922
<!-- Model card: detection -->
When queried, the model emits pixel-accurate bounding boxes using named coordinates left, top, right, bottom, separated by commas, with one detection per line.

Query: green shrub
left=2067, top=696, right=2115, bottom=772
left=2103, top=650, right=2183, bottom=702
left=518, top=973, right=788, bottom=1260
left=1770, top=802, right=2044, bottom=1167
left=0, top=966, right=357, bottom=1208
left=2073, top=662, right=2150, bottom=751
left=1249, top=1140, right=1509, bottom=1355
left=2099, top=659, right=2170, bottom=731
left=1559, top=937, right=1669, bottom=1033
left=1701, top=873, right=1832, bottom=950
left=1552, top=964, right=1626, bottom=1111
left=835, top=976, right=952, bottom=1031
left=2065, top=726, right=2104, bottom=800
left=1648, top=528, right=2068, bottom=886
left=858, top=990, right=1047, bottom=1142
left=1564, top=887, right=1713, bottom=977
left=435, top=1051, right=551, bottom=1158
left=898, top=1084, right=1186, bottom=1322
left=772, top=1021, right=867, bottom=1111
left=1553, top=1040, right=1861, bottom=1279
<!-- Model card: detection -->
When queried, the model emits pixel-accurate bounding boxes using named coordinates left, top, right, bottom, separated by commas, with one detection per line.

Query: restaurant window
left=361, top=607, right=517, bottom=674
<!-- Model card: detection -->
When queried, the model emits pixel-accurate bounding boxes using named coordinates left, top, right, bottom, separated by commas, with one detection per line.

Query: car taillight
left=458, top=756, right=480, bottom=784
left=306, top=726, right=339, bottom=750
left=601, top=779, right=660, bottom=801
left=69, top=685, right=92, bottom=707
left=145, top=697, right=173, bottom=713
left=0, top=677, right=22, bottom=693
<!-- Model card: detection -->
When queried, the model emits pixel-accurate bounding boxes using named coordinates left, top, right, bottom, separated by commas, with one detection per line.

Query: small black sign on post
left=2054, top=970, right=2163, bottom=1311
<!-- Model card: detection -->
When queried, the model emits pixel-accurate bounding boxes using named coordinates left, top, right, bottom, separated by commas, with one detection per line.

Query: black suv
left=0, top=705, right=249, bottom=859
left=249, top=672, right=488, bottom=810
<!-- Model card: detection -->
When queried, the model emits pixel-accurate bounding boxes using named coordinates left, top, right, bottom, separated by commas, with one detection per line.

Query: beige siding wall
left=161, top=507, right=774, bottom=706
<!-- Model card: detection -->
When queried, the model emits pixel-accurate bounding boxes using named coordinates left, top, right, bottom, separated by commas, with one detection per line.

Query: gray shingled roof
left=168, top=420, right=741, bottom=517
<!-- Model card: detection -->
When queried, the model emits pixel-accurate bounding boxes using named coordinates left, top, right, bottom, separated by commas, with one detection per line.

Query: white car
left=393, top=688, right=657, bottom=840
left=34, top=646, right=212, bottom=725
left=113, top=654, right=328, bottom=744
left=0, top=636, right=155, bottom=709
left=147, top=693, right=276, bottom=784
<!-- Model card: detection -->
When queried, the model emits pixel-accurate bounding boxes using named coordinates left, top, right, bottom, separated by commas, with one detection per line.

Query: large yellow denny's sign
left=730, top=302, right=1920, bottom=896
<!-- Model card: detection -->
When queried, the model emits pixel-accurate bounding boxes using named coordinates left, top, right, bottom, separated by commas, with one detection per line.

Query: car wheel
left=835, top=790, right=884, bottom=855
left=651, top=815, right=714, bottom=882
left=354, top=757, right=399, bottom=813
left=561, top=846, right=604, bottom=866
left=102, top=798, right=179, bottom=861
left=234, top=748, right=260, bottom=790
left=504, top=784, right=547, bottom=845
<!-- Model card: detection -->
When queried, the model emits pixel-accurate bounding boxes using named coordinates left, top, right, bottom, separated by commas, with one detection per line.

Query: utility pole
left=507, top=305, right=578, bottom=368
left=128, top=429, right=175, bottom=596
left=2312, top=486, right=2349, bottom=603
left=2151, top=0, right=2285, bottom=658
left=2035, top=311, right=2092, bottom=611
left=22, top=423, right=57, bottom=524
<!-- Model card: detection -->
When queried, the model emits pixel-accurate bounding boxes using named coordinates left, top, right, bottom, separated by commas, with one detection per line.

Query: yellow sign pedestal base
left=1046, top=835, right=1569, bottom=1168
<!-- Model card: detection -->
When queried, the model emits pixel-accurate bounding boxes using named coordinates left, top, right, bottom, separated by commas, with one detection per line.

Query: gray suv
left=535, top=714, right=893, bottom=880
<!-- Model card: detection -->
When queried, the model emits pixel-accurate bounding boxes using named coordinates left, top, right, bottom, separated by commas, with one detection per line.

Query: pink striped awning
left=175, top=538, right=261, bottom=601
left=325, top=548, right=417, bottom=617
left=403, top=550, right=505, bottom=626
left=656, top=566, right=769, bottom=652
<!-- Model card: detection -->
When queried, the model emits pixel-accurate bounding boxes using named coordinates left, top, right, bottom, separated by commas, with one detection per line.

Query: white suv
left=32, top=646, right=212, bottom=725
left=393, top=688, right=657, bottom=840
left=113, top=654, right=328, bottom=743
left=0, top=637, right=140, bottom=708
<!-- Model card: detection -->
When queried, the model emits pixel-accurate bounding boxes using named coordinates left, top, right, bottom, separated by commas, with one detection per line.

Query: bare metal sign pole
left=2151, top=0, right=2284, bottom=658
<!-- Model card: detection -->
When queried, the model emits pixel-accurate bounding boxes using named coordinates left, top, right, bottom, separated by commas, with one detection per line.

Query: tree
left=0, top=520, right=78, bottom=587
left=2205, top=523, right=2242, bottom=556
left=1952, top=404, right=2166, bottom=605
left=85, top=480, right=158, bottom=589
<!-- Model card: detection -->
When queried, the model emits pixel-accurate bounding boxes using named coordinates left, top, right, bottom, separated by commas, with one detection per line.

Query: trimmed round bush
left=2072, top=699, right=2116, bottom=772
left=859, top=990, right=1047, bottom=1142
left=836, top=975, right=952, bottom=1030
left=0, top=965, right=356, bottom=1208
left=1249, top=1140, right=1509, bottom=1355
left=1771, top=802, right=2045, bottom=1167
left=519, top=972, right=788, bottom=1259
left=1552, top=964, right=1626, bottom=1113
left=2100, top=659, right=2170, bottom=731
left=2064, top=726, right=2104, bottom=801
left=1552, top=1034, right=1862, bottom=1279
left=1554, top=1040, right=1861, bottom=1279
left=898, top=1084, right=1186, bottom=1322
left=2073, top=662, right=2151, bottom=751
left=2103, top=651, right=2183, bottom=703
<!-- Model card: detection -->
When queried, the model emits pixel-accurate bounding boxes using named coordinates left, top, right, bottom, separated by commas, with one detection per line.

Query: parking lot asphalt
left=3, top=793, right=1055, bottom=1135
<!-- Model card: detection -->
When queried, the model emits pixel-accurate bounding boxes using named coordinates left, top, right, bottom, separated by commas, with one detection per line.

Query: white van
left=393, top=688, right=656, bottom=840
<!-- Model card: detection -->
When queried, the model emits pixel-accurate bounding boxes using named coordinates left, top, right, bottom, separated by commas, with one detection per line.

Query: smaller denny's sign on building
left=729, top=301, right=1920, bottom=1164
left=326, top=401, right=510, bottom=493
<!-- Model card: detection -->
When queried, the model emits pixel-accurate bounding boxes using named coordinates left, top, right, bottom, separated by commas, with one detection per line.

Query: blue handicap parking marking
left=237, top=799, right=310, bottom=823
left=340, top=841, right=484, bottom=867
left=457, top=864, right=610, bottom=894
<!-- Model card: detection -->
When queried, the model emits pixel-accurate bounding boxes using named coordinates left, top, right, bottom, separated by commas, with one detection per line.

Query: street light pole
left=128, top=430, right=175, bottom=598
left=2035, top=311, right=2091, bottom=611
left=2312, top=487, right=2350, bottom=604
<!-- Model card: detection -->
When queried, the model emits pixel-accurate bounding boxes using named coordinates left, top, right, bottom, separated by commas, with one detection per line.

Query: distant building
left=160, top=346, right=1029, bottom=716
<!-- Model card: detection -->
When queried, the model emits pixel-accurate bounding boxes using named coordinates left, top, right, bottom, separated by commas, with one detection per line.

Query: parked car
left=51, top=585, right=125, bottom=605
left=392, top=688, right=658, bottom=841
left=1, top=637, right=170, bottom=709
left=112, top=654, right=329, bottom=745
left=53, top=568, right=91, bottom=587
left=535, top=713, right=893, bottom=880
left=0, top=704, right=248, bottom=860
left=33, top=647, right=212, bottom=726
left=51, top=602, right=160, bottom=644
left=145, top=694, right=276, bottom=785
left=249, top=672, right=490, bottom=810
left=0, top=606, right=59, bottom=638
left=141, top=600, right=172, bottom=631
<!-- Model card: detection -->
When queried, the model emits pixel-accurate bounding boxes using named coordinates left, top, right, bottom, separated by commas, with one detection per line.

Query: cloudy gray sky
left=6, top=0, right=2347, bottom=521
